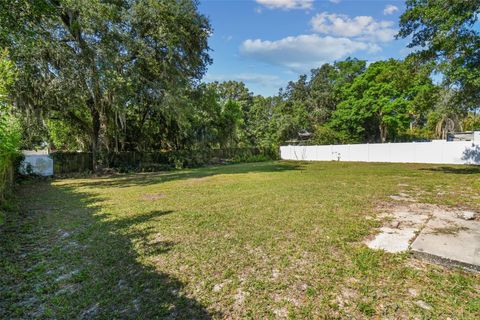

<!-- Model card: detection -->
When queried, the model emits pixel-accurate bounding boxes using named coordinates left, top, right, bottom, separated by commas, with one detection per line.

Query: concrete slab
left=367, top=202, right=480, bottom=271
left=366, top=204, right=431, bottom=253
left=411, top=210, right=480, bottom=272
left=367, top=227, right=416, bottom=253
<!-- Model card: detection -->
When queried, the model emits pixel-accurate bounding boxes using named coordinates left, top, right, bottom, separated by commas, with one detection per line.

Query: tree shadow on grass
left=0, top=182, right=218, bottom=319
left=63, top=161, right=302, bottom=189
left=419, top=166, right=480, bottom=175
left=417, top=144, right=480, bottom=174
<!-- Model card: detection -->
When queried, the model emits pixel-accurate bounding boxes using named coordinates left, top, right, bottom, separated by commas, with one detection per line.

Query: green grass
left=1, top=161, right=479, bottom=319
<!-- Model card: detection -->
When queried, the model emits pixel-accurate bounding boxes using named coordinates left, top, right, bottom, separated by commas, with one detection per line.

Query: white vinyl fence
left=280, top=140, right=480, bottom=165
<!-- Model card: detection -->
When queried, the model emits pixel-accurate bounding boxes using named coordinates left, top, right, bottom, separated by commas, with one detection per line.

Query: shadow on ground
left=63, top=161, right=302, bottom=189
left=0, top=181, right=218, bottom=319
left=419, top=165, right=480, bottom=175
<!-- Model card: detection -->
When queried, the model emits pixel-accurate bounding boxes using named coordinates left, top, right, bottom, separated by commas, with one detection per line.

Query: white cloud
left=399, top=45, right=421, bottom=57
left=240, top=34, right=379, bottom=72
left=255, top=0, right=313, bottom=10
left=329, top=0, right=341, bottom=3
left=310, top=12, right=397, bottom=42
left=383, top=4, right=399, bottom=15
left=205, top=73, right=284, bottom=88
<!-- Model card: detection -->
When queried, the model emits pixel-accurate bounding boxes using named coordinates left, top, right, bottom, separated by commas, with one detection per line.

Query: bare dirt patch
left=389, top=192, right=416, bottom=202
left=182, top=176, right=212, bottom=186
left=141, top=193, right=166, bottom=200
left=428, top=224, right=468, bottom=236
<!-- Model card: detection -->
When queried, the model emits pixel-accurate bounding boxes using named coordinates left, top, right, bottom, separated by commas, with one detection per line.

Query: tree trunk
left=379, top=123, right=387, bottom=143
left=91, top=107, right=100, bottom=172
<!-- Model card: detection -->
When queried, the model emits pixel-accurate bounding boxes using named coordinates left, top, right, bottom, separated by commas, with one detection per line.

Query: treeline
left=0, top=0, right=478, bottom=169
left=10, top=58, right=480, bottom=153
left=251, top=57, right=479, bottom=146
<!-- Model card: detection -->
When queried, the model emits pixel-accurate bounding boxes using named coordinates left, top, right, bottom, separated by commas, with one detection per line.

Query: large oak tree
left=0, top=0, right=211, bottom=168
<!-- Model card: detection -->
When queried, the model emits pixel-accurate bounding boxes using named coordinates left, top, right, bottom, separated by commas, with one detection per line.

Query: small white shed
left=19, top=150, right=54, bottom=176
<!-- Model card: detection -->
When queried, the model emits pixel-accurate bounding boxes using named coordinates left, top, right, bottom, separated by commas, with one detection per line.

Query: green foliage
left=0, top=0, right=477, bottom=161
left=278, top=58, right=367, bottom=140
left=247, top=95, right=282, bottom=148
left=0, top=50, right=18, bottom=151
left=0, top=0, right=212, bottom=165
left=397, top=127, right=433, bottom=142
left=398, top=0, right=480, bottom=110
left=425, top=90, right=466, bottom=139
left=218, top=100, right=244, bottom=147
left=463, top=113, right=480, bottom=131
left=52, top=148, right=278, bottom=174
left=0, top=50, right=21, bottom=203
left=330, top=59, right=436, bottom=142
left=312, top=125, right=352, bottom=145
left=231, top=154, right=269, bottom=163
left=47, top=117, right=89, bottom=151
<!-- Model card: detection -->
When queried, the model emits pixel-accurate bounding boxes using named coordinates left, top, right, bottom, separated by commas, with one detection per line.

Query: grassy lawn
left=1, top=161, right=479, bottom=319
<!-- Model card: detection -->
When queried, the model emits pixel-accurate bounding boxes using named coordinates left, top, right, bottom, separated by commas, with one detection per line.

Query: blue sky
left=198, top=0, right=411, bottom=96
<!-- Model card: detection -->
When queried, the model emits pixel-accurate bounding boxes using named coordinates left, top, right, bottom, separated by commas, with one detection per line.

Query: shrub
left=0, top=50, right=21, bottom=207
left=463, top=113, right=480, bottom=131
left=51, top=147, right=279, bottom=174
left=396, top=127, right=433, bottom=142
left=312, top=125, right=353, bottom=145
left=232, top=154, right=269, bottom=163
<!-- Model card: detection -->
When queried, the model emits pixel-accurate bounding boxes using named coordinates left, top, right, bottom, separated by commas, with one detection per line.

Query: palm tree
left=433, top=90, right=463, bottom=139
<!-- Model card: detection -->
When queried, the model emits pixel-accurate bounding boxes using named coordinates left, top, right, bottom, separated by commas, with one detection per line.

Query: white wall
left=19, top=151, right=54, bottom=176
left=280, top=141, right=480, bottom=165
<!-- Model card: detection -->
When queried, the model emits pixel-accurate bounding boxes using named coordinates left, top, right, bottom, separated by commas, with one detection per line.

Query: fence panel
left=50, top=147, right=278, bottom=174
left=280, top=141, right=479, bottom=165
left=51, top=152, right=93, bottom=174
